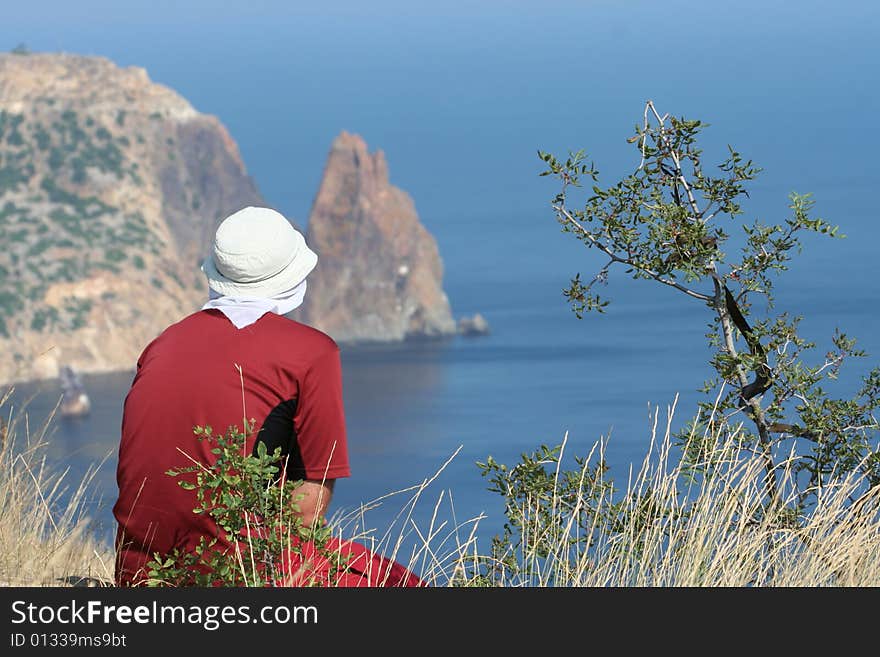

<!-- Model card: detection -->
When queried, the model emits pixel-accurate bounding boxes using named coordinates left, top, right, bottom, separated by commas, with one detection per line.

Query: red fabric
left=282, top=538, right=426, bottom=588
left=113, top=309, right=352, bottom=586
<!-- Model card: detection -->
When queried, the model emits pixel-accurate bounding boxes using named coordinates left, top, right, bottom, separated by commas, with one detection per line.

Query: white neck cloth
left=202, top=280, right=307, bottom=329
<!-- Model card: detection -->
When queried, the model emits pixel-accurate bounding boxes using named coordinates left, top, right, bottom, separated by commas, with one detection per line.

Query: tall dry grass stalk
left=450, top=396, right=880, bottom=587
left=326, top=445, right=485, bottom=587
left=0, top=389, right=114, bottom=587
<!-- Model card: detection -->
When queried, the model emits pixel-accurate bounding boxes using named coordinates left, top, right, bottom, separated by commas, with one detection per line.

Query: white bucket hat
left=201, top=206, right=317, bottom=298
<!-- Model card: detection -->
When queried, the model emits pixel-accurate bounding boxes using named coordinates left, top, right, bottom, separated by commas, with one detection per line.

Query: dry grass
left=1, top=387, right=877, bottom=587
left=0, top=389, right=114, bottom=587
left=325, top=446, right=485, bottom=586
left=446, top=397, right=880, bottom=587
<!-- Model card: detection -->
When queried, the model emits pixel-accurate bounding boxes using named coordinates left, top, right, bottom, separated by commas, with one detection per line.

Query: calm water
left=3, top=0, right=879, bottom=560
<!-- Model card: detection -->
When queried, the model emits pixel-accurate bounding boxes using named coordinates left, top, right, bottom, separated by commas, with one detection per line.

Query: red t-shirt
left=113, top=309, right=350, bottom=585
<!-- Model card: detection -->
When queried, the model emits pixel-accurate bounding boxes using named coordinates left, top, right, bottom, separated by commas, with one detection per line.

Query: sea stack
left=300, top=132, right=456, bottom=343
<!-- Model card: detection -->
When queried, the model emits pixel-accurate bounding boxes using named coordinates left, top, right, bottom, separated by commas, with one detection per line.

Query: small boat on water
left=59, top=365, right=91, bottom=418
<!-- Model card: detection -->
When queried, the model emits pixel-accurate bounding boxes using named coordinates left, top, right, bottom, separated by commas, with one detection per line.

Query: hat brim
left=201, top=246, right=318, bottom=298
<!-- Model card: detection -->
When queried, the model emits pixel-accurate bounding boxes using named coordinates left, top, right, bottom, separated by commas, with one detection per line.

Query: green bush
left=48, top=147, right=65, bottom=171
left=145, top=422, right=348, bottom=586
left=49, top=258, right=83, bottom=283
left=33, top=124, right=51, bottom=151
left=41, top=177, right=113, bottom=217
left=26, top=239, right=53, bottom=258
left=49, top=208, right=86, bottom=239
left=27, top=284, right=45, bottom=301
left=104, top=247, right=127, bottom=263
left=29, top=307, right=59, bottom=332
left=63, top=297, right=92, bottom=330
left=1, top=112, right=25, bottom=146
left=0, top=291, right=22, bottom=317
left=165, top=268, right=185, bottom=289
left=0, top=165, right=28, bottom=194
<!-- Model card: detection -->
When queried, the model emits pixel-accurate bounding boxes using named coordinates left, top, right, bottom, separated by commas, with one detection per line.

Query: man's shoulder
left=263, top=315, right=340, bottom=353
left=138, top=310, right=218, bottom=354
left=155, top=310, right=217, bottom=340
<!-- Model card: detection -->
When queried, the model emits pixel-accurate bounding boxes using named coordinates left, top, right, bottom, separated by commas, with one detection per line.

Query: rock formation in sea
left=0, top=53, right=461, bottom=385
left=0, top=52, right=265, bottom=384
left=298, top=132, right=457, bottom=343
left=457, top=313, right=490, bottom=337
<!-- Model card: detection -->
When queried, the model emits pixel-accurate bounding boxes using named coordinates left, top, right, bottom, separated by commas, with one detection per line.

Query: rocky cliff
left=0, top=53, right=460, bottom=385
left=0, top=52, right=265, bottom=384
left=299, top=132, right=456, bottom=342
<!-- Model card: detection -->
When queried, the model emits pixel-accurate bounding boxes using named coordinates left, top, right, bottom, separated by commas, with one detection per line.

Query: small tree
left=537, top=100, right=880, bottom=514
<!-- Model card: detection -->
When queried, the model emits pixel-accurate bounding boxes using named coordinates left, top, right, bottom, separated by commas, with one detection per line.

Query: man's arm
left=295, top=479, right=336, bottom=529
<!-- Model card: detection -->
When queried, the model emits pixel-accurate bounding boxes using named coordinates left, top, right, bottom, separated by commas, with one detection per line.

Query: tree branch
left=647, top=101, right=704, bottom=221
left=711, top=275, right=780, bottom=501
left=555, top=204, right=713, bottom=302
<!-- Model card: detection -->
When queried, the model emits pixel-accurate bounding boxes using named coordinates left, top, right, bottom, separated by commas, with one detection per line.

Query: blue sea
left=3, top=0, right=879, bottom=562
